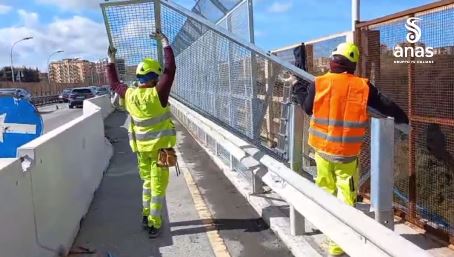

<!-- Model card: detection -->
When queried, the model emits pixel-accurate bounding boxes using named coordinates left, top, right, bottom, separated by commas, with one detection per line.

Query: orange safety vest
left=308, top=72, right=369, bottom=157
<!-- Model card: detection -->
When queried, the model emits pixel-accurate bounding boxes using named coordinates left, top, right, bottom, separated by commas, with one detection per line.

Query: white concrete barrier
left=0, top=159, right=35, bottom=257
left=0, top=99, right=113, bottom=257
left=83, top=95, right=114, bottom=119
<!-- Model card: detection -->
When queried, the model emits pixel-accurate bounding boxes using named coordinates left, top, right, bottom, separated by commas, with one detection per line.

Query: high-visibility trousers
left=314, top=152, right=359, bottom=256
left=137, top=151, right=169, bottom=229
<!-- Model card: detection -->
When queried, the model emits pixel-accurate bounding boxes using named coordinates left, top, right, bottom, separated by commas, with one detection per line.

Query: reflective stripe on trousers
left=129, top=128, right=176, bottom=141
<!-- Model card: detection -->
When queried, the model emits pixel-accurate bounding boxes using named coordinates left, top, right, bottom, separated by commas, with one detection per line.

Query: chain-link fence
left=101, top=0, right=313, bottom=162
left=193, top=0, right=254, bottom=43
left=356, top=1, right=454, bottom=242
left=172, top=0, right=253, bottom=56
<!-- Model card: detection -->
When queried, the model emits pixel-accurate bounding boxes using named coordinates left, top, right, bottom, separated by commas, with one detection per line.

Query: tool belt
left=158, top=148, right=177, bottom=167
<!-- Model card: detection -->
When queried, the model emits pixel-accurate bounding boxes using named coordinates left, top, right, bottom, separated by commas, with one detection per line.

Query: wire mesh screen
left=101, top=0, right=313, bottom=159
left=357, top=3, right=454, bottom=239
left=192, top=0, right=243, bottom=23
left=102, top=1, right=159, bottom=83
left=173, top=0, right=252, bottom=56
left=306, top=35, right=348, bottom=76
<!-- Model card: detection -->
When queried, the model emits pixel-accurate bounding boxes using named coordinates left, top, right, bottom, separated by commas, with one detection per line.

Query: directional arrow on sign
left=0, top=113, right=37, bottom=143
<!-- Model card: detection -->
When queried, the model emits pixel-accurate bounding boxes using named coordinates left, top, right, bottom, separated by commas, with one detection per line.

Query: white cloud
left=18, top=9, right=39, bottom=27
left=267, top=1, right=292, bottom=13
left=0, top=4, right=12, bottom=14
left=0, top=10, right=108, bottom=71
left=121, top=18, right=156, bottom=38
left=36, top=0, right=102, bottom=10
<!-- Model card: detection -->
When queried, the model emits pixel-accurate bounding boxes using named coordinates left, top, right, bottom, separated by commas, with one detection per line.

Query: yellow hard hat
left=136, top=58, right=162, bottom=76
left=331, top=42, right=360, bottom=63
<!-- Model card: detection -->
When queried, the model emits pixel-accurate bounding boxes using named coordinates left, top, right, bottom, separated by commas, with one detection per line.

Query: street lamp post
left=10, top=36, right=33, bottom=83
left=47, top=50, right=64, bottom=96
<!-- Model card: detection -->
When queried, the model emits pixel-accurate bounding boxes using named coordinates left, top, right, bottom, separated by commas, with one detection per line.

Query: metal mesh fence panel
left=232, top=157, right=252, bottom=181
left=304, top=35, right=349, bottom=76
left=102, top=1, right=159, bottom=83
left=172, top=0, right=253, bottom=56
left=357, top=2, right=454, bottom=240
left=101, top=0, right=313, bottom=161
left=192, top=0, right=243, bottom=23
left=216, top=144, right=231, bottom=166
left=207, top=134, right=217, bottom=153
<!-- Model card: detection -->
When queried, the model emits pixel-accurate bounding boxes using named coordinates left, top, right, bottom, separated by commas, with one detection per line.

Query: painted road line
left=180, top=162, right=232, bottom=257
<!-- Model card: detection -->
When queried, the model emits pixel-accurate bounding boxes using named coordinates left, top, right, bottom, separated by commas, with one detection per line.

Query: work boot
left=142, top=216, right=148, bottom=229
left=328, top=241, right=347, bottom=256
left=148, top=226, right=161, bottom=238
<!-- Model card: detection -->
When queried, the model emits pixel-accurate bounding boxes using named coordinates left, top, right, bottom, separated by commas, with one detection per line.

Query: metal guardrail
left=31, top=95, right=60, bottom=106
left=170, top=97, right=432, bottom=257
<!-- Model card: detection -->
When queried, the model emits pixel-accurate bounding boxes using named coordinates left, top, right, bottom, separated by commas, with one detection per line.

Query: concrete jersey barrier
left=0, top=97, right=114, bottom=257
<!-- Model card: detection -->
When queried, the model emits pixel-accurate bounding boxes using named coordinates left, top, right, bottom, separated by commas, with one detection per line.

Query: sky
left=0, top=0, right=437, bottom=71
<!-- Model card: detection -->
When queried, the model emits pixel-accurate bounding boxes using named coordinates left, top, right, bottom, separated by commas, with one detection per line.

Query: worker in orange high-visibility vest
left=292, top=42, right=409, bottom=257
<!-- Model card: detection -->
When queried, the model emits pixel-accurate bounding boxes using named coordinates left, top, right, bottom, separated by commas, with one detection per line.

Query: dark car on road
left=95, top=87, right=110, bottom=96
left=68, top=87, right=95, bottom=108
left=59, top=88, right=72, bottom=103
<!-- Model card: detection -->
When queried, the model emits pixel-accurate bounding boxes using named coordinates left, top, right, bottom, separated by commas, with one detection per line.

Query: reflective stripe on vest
left=132, top=112, right=172, bottom=127
left=311, top=117, right=368, bottom=128
left=129, top=128, right=176, bottom=141
left=308, top=128, right=364, bottom=143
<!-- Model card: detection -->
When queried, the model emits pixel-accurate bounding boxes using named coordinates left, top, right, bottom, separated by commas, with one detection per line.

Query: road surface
left=39, top=103, right=83, bottom=133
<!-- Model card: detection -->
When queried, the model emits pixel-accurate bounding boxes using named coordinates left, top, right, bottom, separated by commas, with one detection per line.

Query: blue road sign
left=0, top=95, right=43, bottom=158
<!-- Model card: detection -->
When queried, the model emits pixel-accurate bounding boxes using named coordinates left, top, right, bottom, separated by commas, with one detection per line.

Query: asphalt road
left=38, top=103, right=83, bottom=133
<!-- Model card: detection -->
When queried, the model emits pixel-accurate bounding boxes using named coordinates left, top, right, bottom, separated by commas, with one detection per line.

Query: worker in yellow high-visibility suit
left=292, top=42, right=409, bottom=256
left=107, top=30, right=176, bottom=238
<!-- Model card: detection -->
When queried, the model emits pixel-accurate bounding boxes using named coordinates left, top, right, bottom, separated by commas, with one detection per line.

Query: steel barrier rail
left=31, top=95, right=60, bottom=106
left=169, top=97, right=432, bottom=257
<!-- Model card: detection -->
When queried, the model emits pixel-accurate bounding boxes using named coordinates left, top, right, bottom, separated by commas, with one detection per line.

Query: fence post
left=153, top=0, right=163, bottom=66
left=288, top=103, right=305, bottom=235
left=370, top=117, right=395, bottom=230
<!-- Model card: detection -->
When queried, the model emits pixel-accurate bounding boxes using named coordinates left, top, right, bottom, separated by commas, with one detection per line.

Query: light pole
left=10, top=36, right=33, bottom=83
left=47, top=50, right=64, bottom=95
left=352, top=0, right=360, bottom=31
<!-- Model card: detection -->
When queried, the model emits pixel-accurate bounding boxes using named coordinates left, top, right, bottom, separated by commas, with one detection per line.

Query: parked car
left=95, top=87, right=110, bottom=96
left=58, top=88, right=72, bottom=103
left=0, top=88, right=32, bottom=101
left=89, top=86, right=98, bottom=94
left=68, top=87, right=95, bottom=108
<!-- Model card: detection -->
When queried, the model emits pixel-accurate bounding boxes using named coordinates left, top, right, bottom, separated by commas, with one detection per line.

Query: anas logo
left=405, top=17, right=422, bottom=43
left=393, top=17, right=434, bottom=63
